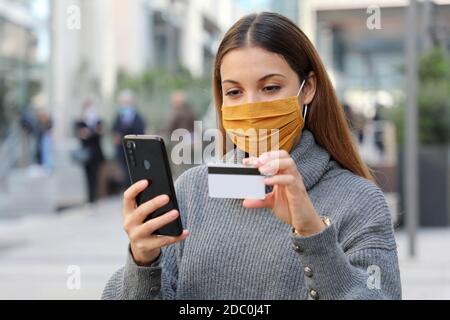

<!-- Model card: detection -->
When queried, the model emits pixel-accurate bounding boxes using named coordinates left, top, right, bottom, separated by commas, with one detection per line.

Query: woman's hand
left=123, top=180, right=190, bottom=266
left=242, top=150, right=326, bottom=236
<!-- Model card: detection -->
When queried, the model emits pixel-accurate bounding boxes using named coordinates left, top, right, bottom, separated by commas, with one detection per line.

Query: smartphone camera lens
left=125, top=140, right=137, bottom=167
left=144, top=159, right=151, bottom=170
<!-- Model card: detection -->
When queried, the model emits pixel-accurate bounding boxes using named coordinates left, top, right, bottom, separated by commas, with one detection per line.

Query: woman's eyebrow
left=222, top=79, right=239, bottom=85
left=258, top=73, right=286, bottom=82
left=222, top=73, right=286, bottom=85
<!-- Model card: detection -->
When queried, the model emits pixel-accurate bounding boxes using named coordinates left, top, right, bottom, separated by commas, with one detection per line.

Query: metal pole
left=422, top=0, right=433, bottom=52
left=405, top=0, right=419, bottom=257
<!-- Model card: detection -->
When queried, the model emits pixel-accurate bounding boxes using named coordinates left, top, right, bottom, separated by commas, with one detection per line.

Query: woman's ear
left=302, top=71, right=316, bottom=105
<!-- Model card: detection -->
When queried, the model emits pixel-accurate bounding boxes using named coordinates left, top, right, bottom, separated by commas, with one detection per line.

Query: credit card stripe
left=207, top=166, right=261, bottom=175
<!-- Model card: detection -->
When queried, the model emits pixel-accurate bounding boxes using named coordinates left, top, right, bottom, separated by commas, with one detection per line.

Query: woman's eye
left=225, top=89, right=241, bottom=97
left=263, top=85, right=281, bottom=93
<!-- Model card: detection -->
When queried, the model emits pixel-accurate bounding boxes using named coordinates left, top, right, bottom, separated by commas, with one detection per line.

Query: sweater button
left=309, top=289, right=319, bottom=300
left=292, top=243, right=303, bottom=253
left=304, top=266, right=313, bottom=277
left=150, top=286, right=160, bottom=294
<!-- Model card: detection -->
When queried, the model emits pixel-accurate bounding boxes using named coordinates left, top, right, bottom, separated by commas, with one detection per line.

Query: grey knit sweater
left=102, top=130, right=401, bottom=300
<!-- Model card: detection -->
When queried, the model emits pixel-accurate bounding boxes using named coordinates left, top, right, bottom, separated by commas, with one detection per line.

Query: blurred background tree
left=385, top=46, right=450, bottom=146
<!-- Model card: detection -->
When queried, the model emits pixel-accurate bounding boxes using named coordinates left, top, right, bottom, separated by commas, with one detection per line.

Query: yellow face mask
left=222, top=80, right=307, bottom=157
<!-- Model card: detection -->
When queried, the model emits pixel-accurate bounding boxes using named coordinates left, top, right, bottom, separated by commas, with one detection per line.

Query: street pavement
left=0, top=197, right=127, bottom=299
left=0, top=196, right=449, bottom=300
left=396, top=229, right=450, bottom=299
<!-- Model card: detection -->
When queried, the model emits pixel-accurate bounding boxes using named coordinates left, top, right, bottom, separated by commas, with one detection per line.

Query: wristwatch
left=292, top=216, right=331, bottom=236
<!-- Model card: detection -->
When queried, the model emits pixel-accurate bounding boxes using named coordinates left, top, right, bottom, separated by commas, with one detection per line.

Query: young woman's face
left=220, top=46, right=316, bottom=107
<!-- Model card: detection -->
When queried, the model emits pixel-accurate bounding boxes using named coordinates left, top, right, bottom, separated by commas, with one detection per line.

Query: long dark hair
left=213, top=12, right=374, bottom=181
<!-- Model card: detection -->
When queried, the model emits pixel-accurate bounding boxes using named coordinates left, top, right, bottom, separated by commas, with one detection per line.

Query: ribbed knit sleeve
left=101, top=246, right=162, bottom=300
left=291, top=180, right=401, bottom=300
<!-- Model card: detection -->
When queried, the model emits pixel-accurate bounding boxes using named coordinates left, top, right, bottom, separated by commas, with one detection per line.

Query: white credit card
left=207, top=163, right=266, bottom=199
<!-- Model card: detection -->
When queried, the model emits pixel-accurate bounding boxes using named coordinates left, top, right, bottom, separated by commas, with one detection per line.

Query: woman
left=102, top=12, right=401, bottom=300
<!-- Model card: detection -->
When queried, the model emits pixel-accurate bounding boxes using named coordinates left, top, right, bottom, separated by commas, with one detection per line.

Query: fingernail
left=169, top=210, right=178, bottom=217
left=246, top=158, right=259, bottom=166
left=259, top=154, right=268, bottom=164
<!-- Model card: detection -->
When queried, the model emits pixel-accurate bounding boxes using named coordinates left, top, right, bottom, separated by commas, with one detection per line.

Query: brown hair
left=213, top=12, right=374, bottom=181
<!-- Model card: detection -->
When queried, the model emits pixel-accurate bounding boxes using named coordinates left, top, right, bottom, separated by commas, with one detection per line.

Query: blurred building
left=0, top=0, right=49, bottom=183
left=51, top=0, right=240, bottom=141
left=270, top=0, right=299, bottom=23
left=0, top=0, right=44, bottom=138
left=299, top=0, right=450, bottom=117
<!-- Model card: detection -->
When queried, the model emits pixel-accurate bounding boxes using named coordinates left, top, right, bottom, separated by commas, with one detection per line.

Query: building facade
left=50, top=0, right=240, bottom=140
left=0, top=0, right=46, bottom=138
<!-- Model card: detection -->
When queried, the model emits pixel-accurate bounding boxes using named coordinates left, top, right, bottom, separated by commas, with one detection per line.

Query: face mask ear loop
left=297, top=79, right=309, bottom=122
left=302, top=104, right=309, bottom=121
left=296, top=79, right=306, bottom=98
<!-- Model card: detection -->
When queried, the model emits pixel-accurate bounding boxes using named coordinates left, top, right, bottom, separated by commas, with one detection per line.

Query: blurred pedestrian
left=19, top=106, right=38, bottom=167
left=164, top=90, right=197, bottom=179
left=373, top=104, right=385, bottom=154
left=166, top=90, right=196, bottom=136
left=74, top=100, right=105, bottom=203
left=112, top=89, right=146, bottom=188
left=35, top=109, right=53, bottom=172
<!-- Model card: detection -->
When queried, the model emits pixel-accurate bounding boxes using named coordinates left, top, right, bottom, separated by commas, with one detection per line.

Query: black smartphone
left=122, top=135, right=183, bottom=236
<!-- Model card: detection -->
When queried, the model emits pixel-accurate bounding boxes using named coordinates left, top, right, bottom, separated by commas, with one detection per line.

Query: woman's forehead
left=220, top=47, right=294, bottom=81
